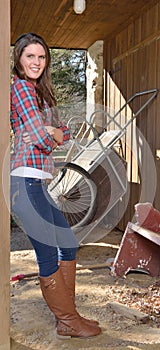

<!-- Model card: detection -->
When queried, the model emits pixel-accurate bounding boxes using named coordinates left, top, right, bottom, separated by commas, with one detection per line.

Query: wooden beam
left=0, top=1, right=10, bottom=349
left=113, top=29, right=160, bottom=65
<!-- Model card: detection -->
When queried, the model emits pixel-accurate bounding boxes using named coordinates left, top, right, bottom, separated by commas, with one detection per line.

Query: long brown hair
left=13, top=33, right=58, bottom=123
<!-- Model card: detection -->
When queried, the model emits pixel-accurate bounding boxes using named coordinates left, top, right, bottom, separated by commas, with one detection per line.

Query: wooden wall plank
left=0, top=1, right=10, bottom=349
left=141, top=2, right=158, bottom=41
left=104, top=1, right=160, bottom=230
left=134, top=16, right=142, bottom=47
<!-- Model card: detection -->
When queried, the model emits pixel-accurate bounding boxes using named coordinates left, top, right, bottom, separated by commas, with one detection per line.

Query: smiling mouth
left=31, top=68, right=40, bottom=72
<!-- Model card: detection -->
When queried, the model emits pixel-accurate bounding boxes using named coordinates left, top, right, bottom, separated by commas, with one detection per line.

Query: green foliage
left=50, top=49, right=86, bottom=105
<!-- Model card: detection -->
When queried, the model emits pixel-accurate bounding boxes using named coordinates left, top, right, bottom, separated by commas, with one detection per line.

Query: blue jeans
left=11, top=176, right=79, bottom=277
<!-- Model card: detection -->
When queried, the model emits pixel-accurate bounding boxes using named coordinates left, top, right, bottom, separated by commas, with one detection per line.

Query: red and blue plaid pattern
left=10, top=76, right=70, bottom=173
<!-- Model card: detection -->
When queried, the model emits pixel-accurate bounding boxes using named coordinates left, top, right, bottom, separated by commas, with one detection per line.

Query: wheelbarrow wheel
left=48, top=162, right=97, bottom=231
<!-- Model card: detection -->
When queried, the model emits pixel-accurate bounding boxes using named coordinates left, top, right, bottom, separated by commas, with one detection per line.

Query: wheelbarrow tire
left=48, top=162, right=97, bottom=232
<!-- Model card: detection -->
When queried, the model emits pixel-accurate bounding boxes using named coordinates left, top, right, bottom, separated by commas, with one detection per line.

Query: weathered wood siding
left=104, top=1, right=160, bottom=229
left=0, top=1, right=10, bottom=349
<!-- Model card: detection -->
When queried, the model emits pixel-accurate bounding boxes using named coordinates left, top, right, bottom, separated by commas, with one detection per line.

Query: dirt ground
left=10, top=225, right=160, bottom=350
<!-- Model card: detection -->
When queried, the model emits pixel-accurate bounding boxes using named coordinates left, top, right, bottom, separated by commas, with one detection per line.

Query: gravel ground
left=10, top=225, right=160, bottom=350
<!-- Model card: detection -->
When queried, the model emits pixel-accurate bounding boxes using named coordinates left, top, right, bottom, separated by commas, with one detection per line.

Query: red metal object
left=112, top=221, right=160, bottom=277
left=135, top=202, right=160, bottom=233
left=10, top=272, right=38, bottom=282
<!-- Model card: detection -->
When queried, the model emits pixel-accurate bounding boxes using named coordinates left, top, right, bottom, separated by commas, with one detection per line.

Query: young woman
left=10, top=32, right=101, bottom=338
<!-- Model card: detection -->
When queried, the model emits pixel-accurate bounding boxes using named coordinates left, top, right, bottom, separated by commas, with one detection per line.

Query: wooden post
left=0, top=0, right=10, bottom=349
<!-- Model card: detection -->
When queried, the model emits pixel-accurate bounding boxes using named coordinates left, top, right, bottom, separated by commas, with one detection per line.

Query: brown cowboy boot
left=39, top=268, right=101, bottom=338
left=59, top=260, right=99, bottom=326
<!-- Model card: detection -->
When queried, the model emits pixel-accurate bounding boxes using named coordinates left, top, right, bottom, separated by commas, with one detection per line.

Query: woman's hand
left=52, top=141, right=58, bottom=150
left=22, top=126, right=63, bottom=149
left=45, top=126, right=63, bottom=144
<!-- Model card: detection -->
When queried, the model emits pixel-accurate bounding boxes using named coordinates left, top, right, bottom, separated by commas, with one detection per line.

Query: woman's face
left=20, top=43, right=46, bottom=84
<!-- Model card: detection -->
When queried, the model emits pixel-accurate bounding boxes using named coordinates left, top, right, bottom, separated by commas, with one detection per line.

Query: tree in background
left=50, top=48, right=87, bottom=143
left=50, top=49, right=86, bottom=104
left=50, top=49, right=86, bottom=126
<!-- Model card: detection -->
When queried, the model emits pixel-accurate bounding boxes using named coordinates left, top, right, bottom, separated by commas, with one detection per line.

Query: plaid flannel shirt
left=10, top=76, right=70, bottom=173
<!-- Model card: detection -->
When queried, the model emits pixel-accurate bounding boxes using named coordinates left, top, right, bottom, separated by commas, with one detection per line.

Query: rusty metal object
left=111, top=221, right=160, bottom=277
left=135, top=202, right=160, bottom=233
